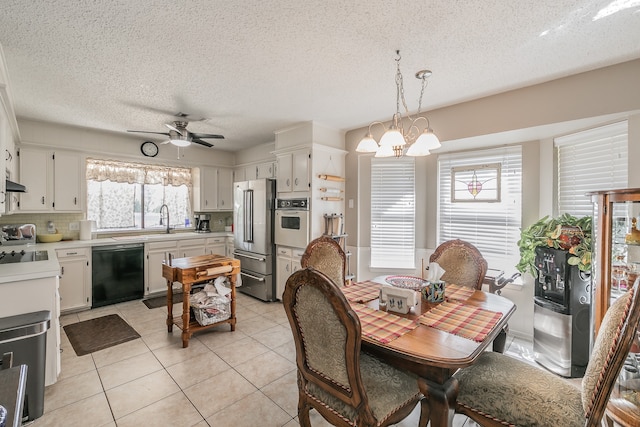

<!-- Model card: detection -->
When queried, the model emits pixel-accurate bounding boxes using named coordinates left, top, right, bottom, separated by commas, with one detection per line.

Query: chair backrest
left=283, top=267, right=369, bottom=418
left=301, top=236, right=346, bottom=287
left=581, top=280, right=640, bottom=426
left=429, top=239, right=488, bottom=290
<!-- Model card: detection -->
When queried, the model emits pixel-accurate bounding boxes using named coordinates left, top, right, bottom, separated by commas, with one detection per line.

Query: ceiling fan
left=127, top=120, right=224, bottom=148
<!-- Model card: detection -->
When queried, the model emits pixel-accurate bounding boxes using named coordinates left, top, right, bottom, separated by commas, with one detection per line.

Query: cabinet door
left=233, top=167, right=245, bottom=183
left=59, top=257, right=89, bottom=312
left=292, top=150, right=310, bottom=191
left=276, top=255, right=292, bottom=300
left=257, top=162, right=274, bottom=179
left=146, top=249, right=176, bottom=295
left=217, top=168, right=233, bottom=210
left=194, top=166, right=218, bottom=211
left=19, top=148, right=50, bottom=211
left=277, top=153, right=293, bottom=192
left=207, top=243, right=225, bottom=256
left=54, top=151, right=82, bottom=211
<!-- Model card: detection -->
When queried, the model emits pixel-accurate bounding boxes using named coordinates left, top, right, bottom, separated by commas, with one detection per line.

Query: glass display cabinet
left=589, top=188, right=640, bottom=426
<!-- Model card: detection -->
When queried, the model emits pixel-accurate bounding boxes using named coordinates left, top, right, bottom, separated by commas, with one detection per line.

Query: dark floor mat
left=63, top=314, right=140, bottom=356
left=143, top=293, right=183, bottom=309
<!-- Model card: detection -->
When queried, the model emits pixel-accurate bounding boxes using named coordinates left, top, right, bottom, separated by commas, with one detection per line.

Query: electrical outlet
left=69, top=221, right=79, bottom=231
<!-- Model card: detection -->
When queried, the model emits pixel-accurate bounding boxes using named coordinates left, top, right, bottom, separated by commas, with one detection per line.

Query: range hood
left=5, top=179, right=27, bottom=193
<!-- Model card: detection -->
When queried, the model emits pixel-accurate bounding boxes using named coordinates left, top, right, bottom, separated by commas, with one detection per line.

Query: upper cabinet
left=0, top=43, right=21, bottom=216
left=234, top=161, right=276, bottom=182
left=276, top=149, right=310, bottom=193
left=18, top=148, right=83, bottom=212
left=193, top=166, right=233, bottom=211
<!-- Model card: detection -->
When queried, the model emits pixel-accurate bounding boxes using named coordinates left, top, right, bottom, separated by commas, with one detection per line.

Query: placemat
left=419, top=302, right=502, bottom=342
left=341, top=280, right=382, bottom=303
left=445, top=284, right=475, bottom=302
left=351, top=304, right=417, bottom=344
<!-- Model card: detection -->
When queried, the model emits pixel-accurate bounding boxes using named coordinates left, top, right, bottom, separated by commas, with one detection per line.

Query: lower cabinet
left=205, top=236, right=226, bottom=256
left=145, top=241, right=177, bottom=296
left=226, top=236, right=234, bottom=258
left=178, top=238, right=206, bottom=258
left=56, top=247, right=91, bottom=312
left=276, top=246, right=303, bottom=300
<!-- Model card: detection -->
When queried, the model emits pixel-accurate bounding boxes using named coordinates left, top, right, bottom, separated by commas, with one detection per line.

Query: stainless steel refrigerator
left=233, top=179, right=276, bottom=301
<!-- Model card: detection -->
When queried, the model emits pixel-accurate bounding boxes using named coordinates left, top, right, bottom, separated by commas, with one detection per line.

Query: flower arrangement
left=516, top=213, right=592, bottom=277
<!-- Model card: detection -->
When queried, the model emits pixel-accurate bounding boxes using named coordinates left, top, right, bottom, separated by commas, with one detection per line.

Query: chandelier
left=356, top=51, right=441, bottom=158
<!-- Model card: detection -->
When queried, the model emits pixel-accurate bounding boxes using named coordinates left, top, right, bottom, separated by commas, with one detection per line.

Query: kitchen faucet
left=159, top=204, right=171, bottom=233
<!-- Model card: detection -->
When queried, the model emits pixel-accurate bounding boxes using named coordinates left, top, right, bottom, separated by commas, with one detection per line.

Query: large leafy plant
left=516, top=213, right=592, bottom=277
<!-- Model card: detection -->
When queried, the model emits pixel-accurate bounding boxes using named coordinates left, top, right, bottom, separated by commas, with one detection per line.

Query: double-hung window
left=438, top=146, right=522, bottom=274
left=86, top=159, right=192, bottom=230
left=370, top=157, right=416, bottom=269
left=556, top=121, right=628, bottom=217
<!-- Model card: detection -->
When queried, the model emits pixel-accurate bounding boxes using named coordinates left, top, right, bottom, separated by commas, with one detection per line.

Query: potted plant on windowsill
left=516, top=213, right=592, bottom=277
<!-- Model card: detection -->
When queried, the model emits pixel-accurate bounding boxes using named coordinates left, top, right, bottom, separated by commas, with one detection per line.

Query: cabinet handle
left=61, top=266, right=65, bottom=275
left=41, top=196, right=45, bottom=205
left=66, top=252, right=78, bottom=256
left=294, top=178, right=298, bottom=186
left=74, top=197, right=77, bottom=205
left=285, top=264, right=290, bottom=272
left=220, top=200, right=224, bottom=206
left=205, top=200, right=208, bottom=206
left=286, top=179, right=290, bottom=187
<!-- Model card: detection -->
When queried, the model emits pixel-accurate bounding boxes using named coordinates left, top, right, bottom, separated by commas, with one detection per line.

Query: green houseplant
left=516, top=213, right=592, bottom=277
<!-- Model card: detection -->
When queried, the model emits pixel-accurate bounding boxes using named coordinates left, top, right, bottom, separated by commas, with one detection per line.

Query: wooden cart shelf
left=162, top=254, right=241, bottom=348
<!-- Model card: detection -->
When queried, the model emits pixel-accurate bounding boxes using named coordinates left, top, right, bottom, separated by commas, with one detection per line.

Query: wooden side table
left=606, top=390, right=640, bottom=427
left=162, top=254, right=240, bottom=348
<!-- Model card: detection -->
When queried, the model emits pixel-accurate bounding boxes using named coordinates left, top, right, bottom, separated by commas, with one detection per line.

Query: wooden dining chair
left=452, top=280, right=640, bottom=427
left=429, top=239, right=488, bottom=290
left=301, top=235, right=346, bottom=287
left=283, top=267, right=428, bottom=427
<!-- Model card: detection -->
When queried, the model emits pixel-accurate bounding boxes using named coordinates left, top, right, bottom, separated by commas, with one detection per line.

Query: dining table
left=341, top=278, right=517, bottom=427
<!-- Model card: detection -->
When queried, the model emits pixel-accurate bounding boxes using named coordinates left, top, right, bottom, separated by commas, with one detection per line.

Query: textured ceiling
left=0, top=1, right=639, bottom=151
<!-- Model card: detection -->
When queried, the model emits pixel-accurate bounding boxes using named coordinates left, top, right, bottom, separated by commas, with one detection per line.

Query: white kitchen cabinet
left=56, top=247, right=90, bottom=312
left=18, top=148, right=83, bottom=212
left=145, top=241, right=178, bottom=295
left=233, top=167, right=246, bottom=182
left=257, top=161, right=275, bottom=179
left=226, top=236, right=234, bottom=257
left=277, top=149, right=310, bottom=193
left=205, top=236, right=226, bottom=256
left=193, top=166, right=233, bottom=211
left=178, top=238, right=206, bottom=258
left=217, top=167, right=233, bottom=210
left=275, top=246, right=303, bottom=300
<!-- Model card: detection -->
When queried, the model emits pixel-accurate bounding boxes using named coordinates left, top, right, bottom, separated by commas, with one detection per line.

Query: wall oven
left=274, top=198, right=309, bottom=249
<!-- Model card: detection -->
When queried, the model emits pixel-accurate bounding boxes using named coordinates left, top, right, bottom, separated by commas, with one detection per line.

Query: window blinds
left=438, top=146, right=522, bottom=273
left=556, top=121, right=628, bottom=217
left=370, top=157, right=416, bottom=269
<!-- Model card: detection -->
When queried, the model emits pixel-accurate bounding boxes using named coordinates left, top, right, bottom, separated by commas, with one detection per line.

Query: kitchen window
left=370, top=157, right=415, bottom=269
left=438, top=146, right=522, bottom=275
left=86, top=159, right=192, bottom=230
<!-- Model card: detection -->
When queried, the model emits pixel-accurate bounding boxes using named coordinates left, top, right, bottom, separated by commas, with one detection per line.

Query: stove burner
left=0, top=250, right=49, bottom=264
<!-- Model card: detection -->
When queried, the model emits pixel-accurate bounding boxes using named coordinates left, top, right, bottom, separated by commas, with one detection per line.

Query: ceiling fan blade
left=127, top=130, right=171, bottom=136
left=192, top=138, right=214, bottom=148
left=191, top=133, right=225, bottom=139
left=165, top=123, right=183, bottom=135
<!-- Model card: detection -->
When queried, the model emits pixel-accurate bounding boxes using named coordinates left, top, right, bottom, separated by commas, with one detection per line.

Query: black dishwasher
left=92, top=244, right=145, bottom=307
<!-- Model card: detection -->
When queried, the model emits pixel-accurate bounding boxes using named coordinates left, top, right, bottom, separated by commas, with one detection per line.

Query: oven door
left=274, top=210, right=309, bottom=248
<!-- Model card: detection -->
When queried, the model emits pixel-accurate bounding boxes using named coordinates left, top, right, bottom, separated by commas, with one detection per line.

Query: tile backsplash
left=0, top=211, right=233, bottom=240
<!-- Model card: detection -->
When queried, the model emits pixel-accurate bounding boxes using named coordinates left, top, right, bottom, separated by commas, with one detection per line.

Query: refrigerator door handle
left=243, top=189, right=254, bottom=242
left=233, top=252, right=266, bottom=262
left=241, top=271, right=266, bottom=282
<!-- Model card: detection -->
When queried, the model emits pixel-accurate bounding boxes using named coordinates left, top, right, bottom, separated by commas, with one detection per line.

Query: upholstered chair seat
left=453, top=281, right=640, bottom=427
left=284, top=267, right=428, bottom=427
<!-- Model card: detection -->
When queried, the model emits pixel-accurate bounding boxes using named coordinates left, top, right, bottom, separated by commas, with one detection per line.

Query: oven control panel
left=277, top=198, right=308, bottom=210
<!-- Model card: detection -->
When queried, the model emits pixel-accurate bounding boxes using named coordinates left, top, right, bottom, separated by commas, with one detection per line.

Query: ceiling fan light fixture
left=169, top=137, right=191, bottom=147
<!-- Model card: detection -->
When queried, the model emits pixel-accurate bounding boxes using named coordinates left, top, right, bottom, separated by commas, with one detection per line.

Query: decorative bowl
left=37, top=233, right=63, bottom=243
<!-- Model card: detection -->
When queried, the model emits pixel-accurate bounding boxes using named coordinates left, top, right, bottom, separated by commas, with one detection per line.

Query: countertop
left=0, top=232, right=233, bottom=284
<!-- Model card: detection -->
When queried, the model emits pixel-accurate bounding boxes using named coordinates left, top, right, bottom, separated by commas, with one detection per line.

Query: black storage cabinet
left=0, top=311, right=50, bottom=421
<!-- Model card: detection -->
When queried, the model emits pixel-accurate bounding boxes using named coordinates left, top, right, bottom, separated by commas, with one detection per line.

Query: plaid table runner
left=445, top=284, right=475, bottom=302
left=351, top=304, right=417, bottom=344
left=341, top=280, right=382, bottom=303
left=419, top=302, right=503, bottom=342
